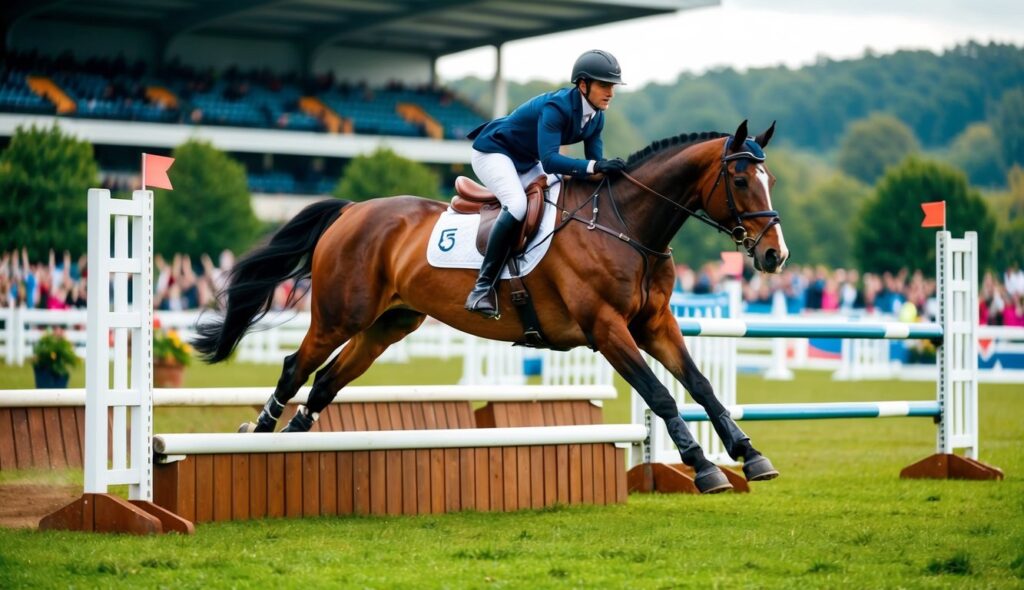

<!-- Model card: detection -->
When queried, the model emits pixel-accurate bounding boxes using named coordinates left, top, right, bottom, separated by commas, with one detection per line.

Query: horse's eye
left=734, top=177, right=748, bottom=188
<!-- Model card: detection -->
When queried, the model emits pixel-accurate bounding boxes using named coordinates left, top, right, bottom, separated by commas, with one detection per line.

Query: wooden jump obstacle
left=37, top=189, right=646, bottom=534
left=629, top=231, right=1003, bottom=494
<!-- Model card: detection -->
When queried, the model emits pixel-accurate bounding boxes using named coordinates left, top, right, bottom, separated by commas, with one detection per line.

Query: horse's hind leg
left=591, top=311, right=732, bottom=494
left=638, top=309, right=779, bottom=482
left=244, top=324, right=347, bottom=433
left=281, top=309, right=426, bottom=432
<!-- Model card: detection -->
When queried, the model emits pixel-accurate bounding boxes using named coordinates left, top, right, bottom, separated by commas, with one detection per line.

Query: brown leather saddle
left=451, top=175, right=548, bottom=255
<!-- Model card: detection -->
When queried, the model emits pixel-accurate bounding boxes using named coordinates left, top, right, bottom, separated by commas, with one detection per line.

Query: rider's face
left=581, top=80, right=616, bottom=110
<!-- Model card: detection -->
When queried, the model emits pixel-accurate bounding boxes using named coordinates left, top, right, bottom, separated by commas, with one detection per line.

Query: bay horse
left=193, top=120, right=789, bottom=493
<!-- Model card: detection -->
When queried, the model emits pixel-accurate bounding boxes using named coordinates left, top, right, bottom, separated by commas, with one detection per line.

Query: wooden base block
left=39, top=493, right=195, bottom=535
left=628, top=463, right=748, bottom=494
left=900, top=453, right=1004, bottom=481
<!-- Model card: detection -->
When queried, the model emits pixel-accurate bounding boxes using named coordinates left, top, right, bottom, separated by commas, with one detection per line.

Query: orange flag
left=143, top=153, right=175, bottom=190
left=920, top=201, right=945, bottom=228
left=720, top=251, right=744, bottom=277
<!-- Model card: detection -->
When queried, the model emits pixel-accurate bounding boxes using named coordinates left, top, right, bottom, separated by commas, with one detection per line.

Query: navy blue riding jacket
left=467, top=87, right=604, bottom=176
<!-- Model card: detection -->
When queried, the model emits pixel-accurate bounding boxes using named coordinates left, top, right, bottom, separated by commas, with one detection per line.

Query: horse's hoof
left=694, top=466, right=733, bottom=494
left=743, top=455, right=780, bottom=482
left=238, top=422, right=257, bottom=433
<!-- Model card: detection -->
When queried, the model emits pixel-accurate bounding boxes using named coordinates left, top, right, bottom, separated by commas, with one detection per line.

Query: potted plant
left=32, top=329, right=79, bottom=388
left=153, top=327, right=192, bottom=387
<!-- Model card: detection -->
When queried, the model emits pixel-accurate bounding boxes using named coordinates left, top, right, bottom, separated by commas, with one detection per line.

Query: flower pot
left=154, top=361, right=185, bottom=388
left=33, top=366, right=69, bottom=389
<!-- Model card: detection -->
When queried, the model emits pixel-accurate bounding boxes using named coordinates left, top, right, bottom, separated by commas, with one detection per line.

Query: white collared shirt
left=581, top=93, right=597, bottom=173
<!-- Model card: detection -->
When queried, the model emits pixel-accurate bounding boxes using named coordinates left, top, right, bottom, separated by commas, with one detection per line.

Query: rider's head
left=571, top=49, right=623, bottom=111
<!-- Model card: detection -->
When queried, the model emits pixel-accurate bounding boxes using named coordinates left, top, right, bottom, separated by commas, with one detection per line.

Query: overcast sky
left=436, top=0, right=1024, bottom=88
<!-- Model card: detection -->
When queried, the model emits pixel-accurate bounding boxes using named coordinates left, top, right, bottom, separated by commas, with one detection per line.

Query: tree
left=854, top=156, right=995, bottom=275
left=153, top=140, right=260, bottom=259
left=991, top=88, right=1024, bottom=169
left=947, top=123, right=1006, bottom=188
left=335, top=147, right=441, bottom=201
left=991, top=165, right=1024, bottom=272
left=837, top=113, right=919, bottom=184
left=0, top=124, right=97, bottom=259
left=791, top=173, right=871, bottom=268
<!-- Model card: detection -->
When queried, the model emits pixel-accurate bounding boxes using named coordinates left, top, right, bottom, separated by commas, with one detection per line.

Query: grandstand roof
left=4, top=0, right=717, bottom=60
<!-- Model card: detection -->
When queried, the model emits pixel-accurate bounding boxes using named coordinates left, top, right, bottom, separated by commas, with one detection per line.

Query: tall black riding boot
left=465, top=208, right=520, bottom=319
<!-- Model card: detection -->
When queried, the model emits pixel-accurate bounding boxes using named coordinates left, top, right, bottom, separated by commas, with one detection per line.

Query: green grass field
left=0, top=359, right=1021, bottom=588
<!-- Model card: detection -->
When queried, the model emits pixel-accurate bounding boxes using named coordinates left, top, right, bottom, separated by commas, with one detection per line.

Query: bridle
left=617, top=136, right=781, bottom=258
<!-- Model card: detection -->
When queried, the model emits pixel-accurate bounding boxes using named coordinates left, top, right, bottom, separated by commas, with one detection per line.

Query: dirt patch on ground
left=0, top=484, right=79, bottom=529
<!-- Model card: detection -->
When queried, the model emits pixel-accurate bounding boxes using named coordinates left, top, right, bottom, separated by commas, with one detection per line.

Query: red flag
left=143, top=153, right=175, bottom=190
left=720, top=251, right=744, bottom=277
left=920, top=201, right=945, bottom=228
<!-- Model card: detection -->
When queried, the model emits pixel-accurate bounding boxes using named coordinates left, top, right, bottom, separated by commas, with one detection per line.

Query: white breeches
left=470, top=150, right=545, bottom=222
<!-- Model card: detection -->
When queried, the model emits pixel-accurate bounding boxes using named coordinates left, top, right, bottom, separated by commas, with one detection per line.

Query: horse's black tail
left=192, top=199, right=351, bottom=363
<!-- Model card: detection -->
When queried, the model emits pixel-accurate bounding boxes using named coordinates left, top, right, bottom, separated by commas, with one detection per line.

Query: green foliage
left=153, top=328, right=192, bottom=367
left=991, top=88, right=1024, bottom=169
left=334, top=147, right=441, bottom=201
left=153, top=140, right=259, bottom=259
left=789, top=173, right=872, bottom=268
left=837, top=113, right=920, bottom=184
left=31, top=330, right=79, bottom=377
left=0, top=124, right=97, bottom=259
left=854, top=156, right=996, bottom=274
left=947, top=123, right=1006, bottom=187
left=991, top=166, right=1024, bottom=271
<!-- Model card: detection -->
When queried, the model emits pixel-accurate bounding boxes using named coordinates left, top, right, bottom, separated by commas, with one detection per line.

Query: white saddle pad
left=427, top=178, right=561, bottom=279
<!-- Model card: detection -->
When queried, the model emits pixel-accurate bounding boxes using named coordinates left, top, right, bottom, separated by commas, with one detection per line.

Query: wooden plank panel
left=459, top=448, right=475, bottom=512
left=26, top=409, right=48, bottom=468
left=0, top=409, right=17, bottom=470
left=526, top=402, right=545, bottom=427
left=590, top=403, right=603, bottom=425
left=340, top=405, right=356, bottom=431
left=302, top=452, right=319, bottom=517
left=213, top=455, right=233, bottom=521
left=409, top=402, right=426, bottom=430
left=352, top=404, right=369, bottom=432
left=195, top=455, right=214, bottom=522
left=416, top=449, right=431, bottom=514
left=387, top=404, right=404, bottom=431
left=59, top=407, right=82, bottom=468
left=556, top=445, right=569, bottom=504
left=568, top=444, right=583, bottom=504
left=541, top=402, right=557, bottom=427
left=517, top=447, right=531, bottom=509
left=615, top=448, right=627, bottom=503
left=337, top=452, right=354, bottom=515
left=320, top=451, right=338, bottom=516
left=250, top=453, right=268, bottom=519
left=434, top=403, right=449, bottom=429
left=592, top=444, right=606, bottom=505
left=284, top=453, right=303, bottom=518
left=488, top=447, right=503, bottom=511
left=506, top=403, right=523, bottom=428
left=474, top=448, right=489, bottom=511
left=581, top=442, right=594, bottom=504
left=9, top=408, right=33, bottom=468
left=430, top=449, right=444, bottom=513
left=544, top=446, right=557, bottom=507
left=603, top=444, right=616, bottom=505
left=178, top=457, right=197, bottom=522
left=375, top=403, right=392, bottom=430
left=503, top=447, right=518, bottom=511
left=386, top=450, right=402, bottom=515
left=41, top=408, right=67, bottom=468
left=267, top=453, right=285, bottom=518
left=402, top=449, right=417, bottom=514
left=530, top=446, right=544, bottom=509
left=369, top=450, right=387, bottom=514
left=232, top=454, right=250, bottom=520
left=444, top=448, right=460, bottom=513
left=552, top=402, right=570, bottom=428
left=456, top=402, right=475, bottom=429
left=353, top=451, right=370, bottom=515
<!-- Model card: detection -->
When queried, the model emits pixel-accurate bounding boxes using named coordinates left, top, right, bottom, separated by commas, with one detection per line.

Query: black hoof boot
left=245, top=398, right=285, bottom=433
left=694, top=464, right=733, bottom=494
left=742, top=454, right=780, bottom=481
left=281, top=405, right=317, bottom=432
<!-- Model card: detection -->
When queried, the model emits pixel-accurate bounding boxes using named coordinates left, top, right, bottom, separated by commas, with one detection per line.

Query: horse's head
left=699, top=121, right=789, bottom=273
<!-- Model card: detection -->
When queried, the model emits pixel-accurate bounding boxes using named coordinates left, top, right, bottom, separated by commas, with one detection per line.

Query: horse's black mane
left=625, top=131, right=729, bottom=169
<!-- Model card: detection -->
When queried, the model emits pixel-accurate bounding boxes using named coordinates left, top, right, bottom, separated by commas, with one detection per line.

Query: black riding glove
left=594, top=158, right=627, bottom=175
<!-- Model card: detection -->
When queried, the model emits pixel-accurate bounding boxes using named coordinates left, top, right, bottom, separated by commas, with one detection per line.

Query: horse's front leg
left=591, top=311, right=732, bottom=493
left=637, top=308, right=779, bottom=482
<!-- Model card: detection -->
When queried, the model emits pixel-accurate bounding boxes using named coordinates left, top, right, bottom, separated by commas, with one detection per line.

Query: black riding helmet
left=571, top=50, right=625, bottom=85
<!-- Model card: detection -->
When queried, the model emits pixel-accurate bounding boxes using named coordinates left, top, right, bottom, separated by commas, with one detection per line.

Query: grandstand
left=1, top=0, right=717, bottom=218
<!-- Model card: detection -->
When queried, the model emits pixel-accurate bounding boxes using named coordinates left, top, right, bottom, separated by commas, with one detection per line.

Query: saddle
left=451, top=175, right=547, bottom=255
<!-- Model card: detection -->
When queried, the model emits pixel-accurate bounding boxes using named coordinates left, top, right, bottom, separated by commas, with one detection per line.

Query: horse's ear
left=731, top=120, right=748, bottom=151
left=755, top=121, right=776, bottom=148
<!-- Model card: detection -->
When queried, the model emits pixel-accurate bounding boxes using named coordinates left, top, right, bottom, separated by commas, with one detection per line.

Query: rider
left=463, top=49, right=628, bottom=319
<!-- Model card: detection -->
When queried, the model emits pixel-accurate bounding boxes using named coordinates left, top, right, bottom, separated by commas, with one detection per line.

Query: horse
left=193, top=120, right=789, bottom=493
